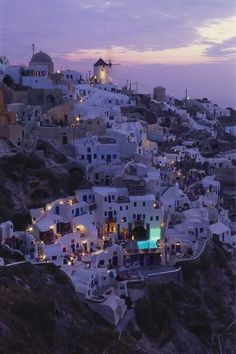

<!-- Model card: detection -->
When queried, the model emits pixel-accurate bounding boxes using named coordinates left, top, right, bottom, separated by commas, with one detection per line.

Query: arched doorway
left=45, top=94, right=55, bottom=109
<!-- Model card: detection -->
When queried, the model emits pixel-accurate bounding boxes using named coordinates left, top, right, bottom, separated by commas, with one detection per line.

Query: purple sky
left=1, top=0, right=236, bottom=107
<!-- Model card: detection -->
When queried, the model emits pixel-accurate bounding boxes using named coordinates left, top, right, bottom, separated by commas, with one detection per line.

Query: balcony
left=106, top=217, right=117, bottom=223
left=134, top=219, right=145, bottom=226
left=89, top=203, right=97, bottom=211
left=116, top=196, right=130, bottom=203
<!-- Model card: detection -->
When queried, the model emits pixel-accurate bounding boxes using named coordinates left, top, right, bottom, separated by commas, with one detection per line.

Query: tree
left=3, top=74, right=14, bottom=87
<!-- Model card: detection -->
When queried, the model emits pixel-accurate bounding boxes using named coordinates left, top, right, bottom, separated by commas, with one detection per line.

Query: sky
left=0, top=0, right=236, bottom=107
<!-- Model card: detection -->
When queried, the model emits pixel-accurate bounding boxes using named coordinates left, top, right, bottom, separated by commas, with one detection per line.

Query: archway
left=45, top=94, right=55, bottom=109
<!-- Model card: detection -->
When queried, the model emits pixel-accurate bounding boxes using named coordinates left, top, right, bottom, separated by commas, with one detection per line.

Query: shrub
left=30, top=189, right=49, bottom=200
left=135, top=298, right=158, bottom=337
left=11, top=211, right=32, bottom=231
left=152, top=300, right=171, bottom=333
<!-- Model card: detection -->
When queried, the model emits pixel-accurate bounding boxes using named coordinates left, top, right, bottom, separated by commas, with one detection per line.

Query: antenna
left=133, top=82, right=138, bottom=92
left=32, top=43, right=35, bottom=56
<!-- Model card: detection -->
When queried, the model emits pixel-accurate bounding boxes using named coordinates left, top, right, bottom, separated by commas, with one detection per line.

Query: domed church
left=28, top=51, right=54, bottom=77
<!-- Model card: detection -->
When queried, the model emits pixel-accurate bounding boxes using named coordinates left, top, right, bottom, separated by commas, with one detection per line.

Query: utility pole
left=32, top=43, right=35, bottom=56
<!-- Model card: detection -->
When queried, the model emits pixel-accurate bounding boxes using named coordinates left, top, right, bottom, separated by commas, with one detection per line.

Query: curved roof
left=30, top=51, right=53, bottom=64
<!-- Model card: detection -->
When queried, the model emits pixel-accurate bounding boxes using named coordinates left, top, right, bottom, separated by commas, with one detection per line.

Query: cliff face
left=0, top=142, right=88, bottom=229
left=0, top=241, right=235, bottom=354
left=0, top=262, right=140, bottom=354
left=130, top=239, right=235, bottom=354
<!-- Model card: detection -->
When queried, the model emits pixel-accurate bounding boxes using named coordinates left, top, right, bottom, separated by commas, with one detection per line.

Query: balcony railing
left=133, top=219, right=145, bottom=226
left=106, top=217, right=117, bottom=223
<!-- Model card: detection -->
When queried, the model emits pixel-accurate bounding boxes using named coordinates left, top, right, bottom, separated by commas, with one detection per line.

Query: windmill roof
left=94, top=58, right=109, bottom=67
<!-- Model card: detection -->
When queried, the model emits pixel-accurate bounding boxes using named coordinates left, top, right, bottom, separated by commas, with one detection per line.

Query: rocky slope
left=0, top=262, right=142, bottom=354
left=0, top=239, right=234, bottom=354
left=129, top=239, right=235, bottom=354
left=0, top=141, right=88, bottom=229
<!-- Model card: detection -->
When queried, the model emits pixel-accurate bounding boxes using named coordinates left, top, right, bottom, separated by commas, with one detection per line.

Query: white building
left=209, top=221, right=231, bottom=243
left=74, top=132, right=121, bottom=165
left=0, top=221, right=14, bottom=244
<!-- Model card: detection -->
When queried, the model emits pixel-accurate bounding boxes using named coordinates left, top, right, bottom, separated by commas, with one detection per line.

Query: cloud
left=204, top=37, right=236, bottom=59
left=1, top=0, right=236, bottom=66
left=63, top=44, right=211, bottom=65
left=197, top=15, right=236, bottom=44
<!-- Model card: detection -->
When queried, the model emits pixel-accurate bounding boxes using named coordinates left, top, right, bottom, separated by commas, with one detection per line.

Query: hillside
left=0, top=262, right=142, bottom=354
left=0, top=240, right=234, bottom=354
left=0, top=141, right=88, bottom=229
left=129, top=239, right=235, bottom=354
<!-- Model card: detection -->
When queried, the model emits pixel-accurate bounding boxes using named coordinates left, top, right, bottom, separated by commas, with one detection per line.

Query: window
left=87, top=147, right=91, bottom=153
left=93, top=154, right=97, bottom=159
left=200, top=228, right=203, bottom=233
left=126, top=205, right=128, bottom=210
left=150, top=216, right=153, bottom=221
left=133, top=214, right=135, bottom=219
left=143, top=214, right=145, bottom=219
left=99, top=260, right=105, bottom=266
left=120, top=206, right=123, bottom=211
left=112, top=195, right=115, bottom=200
left=156, top=216, right=159, bottom=221
left=114, top=210, right=117, bottom=215
left=134, top=202, right=137, bottom=207
left=104, top=211, right=107, bottom=216
left=81, top=155, right=85, bottom=160
left=104, top=197, right=107, bottom=202
left=142, top=202, right=146, bottom=207
left=52, top=256, right=57, bottom=260
left=63, top=247, right=66, bottom=253
left=113, top=154, right=116, bottom=159
left=72, top=209, right=74, bottom=214
left=101, top=155, right=105, bottom=159
left=123, top=217, right=127, bottom=222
